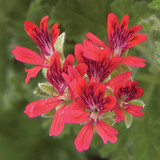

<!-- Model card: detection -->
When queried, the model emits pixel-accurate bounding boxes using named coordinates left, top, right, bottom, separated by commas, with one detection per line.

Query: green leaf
left=137, top=15, right=160, bottom=73
left=53, top=0, right=112, bottom=42
left=111, top=0, right=151, bottom=25
left=100, top=123, right=132, bottom=160
left=42, top=109, right=56, bottom=118
left=129, top=99, right=145, bottom=108
left=42, top=68, right=48, bottom=78
left=103, top=118, right=115, bottom=126
left=124, top=110, right=133, bottom=128
left=54, top=32, right=65, bottom=61
left=111, top=63, right=131, bottom=77
left=103, top=75, right=111, bottom=83
left=122, top=50, right=128, bottom=57
left=33, top=86, right=51, bottom=97
left=111, top=0, right=133, bottom=17
left=26, top=0, right=54, bottom=22
left=38, top=82, right=53, bottom=95
left=149, top=0, right=160, bottom=9
left=102, top=111, right=115, bottom=118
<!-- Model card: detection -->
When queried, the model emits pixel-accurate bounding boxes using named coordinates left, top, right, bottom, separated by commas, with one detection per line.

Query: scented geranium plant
left=11, top=13, right=146, bottom=152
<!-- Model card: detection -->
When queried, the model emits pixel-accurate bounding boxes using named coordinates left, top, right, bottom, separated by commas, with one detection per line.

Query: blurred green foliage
left=0, top=0, right=160, bottom=159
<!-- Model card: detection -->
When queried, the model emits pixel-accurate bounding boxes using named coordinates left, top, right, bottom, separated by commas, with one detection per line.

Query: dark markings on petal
left=118, top=84, right=138, bottom=102
left=47, top=62, right=67, bottom=95
left=83, top=56, right=113, bottom=82
left=109, top=25, right=135, bottom=56
left=32, top=27, right=55, bottom=56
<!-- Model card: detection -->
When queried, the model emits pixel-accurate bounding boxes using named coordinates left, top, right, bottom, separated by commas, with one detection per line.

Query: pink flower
left=63, top=77, right=118, bottom=152
left=85, top=13, right=147, bottom=68
left=11, top=16, right=60, bottom=83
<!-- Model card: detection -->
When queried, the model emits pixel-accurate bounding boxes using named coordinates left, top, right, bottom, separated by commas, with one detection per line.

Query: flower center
left=119, top=101, right=129, bottom=109
left=114, top=46, right=122, bottom=56
left=45, top=55, right=51, bottom=64
left=90, top=107, right=98, bottom=121
left=59, top=93, right=70, bottom=102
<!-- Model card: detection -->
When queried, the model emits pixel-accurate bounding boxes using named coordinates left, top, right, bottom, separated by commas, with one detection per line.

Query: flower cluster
left=11, top=13, right=147, bottom=152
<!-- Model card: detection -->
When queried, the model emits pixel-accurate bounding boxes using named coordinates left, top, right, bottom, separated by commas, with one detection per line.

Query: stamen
left=45, top=56, right=51, bottom=64
left=90, top=111, right=98, bottom=122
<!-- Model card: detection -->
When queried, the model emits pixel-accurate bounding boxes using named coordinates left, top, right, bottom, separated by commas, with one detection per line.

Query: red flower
left=85, top=13, right=147, bottom=68
left=75, top=41, right=121, bottom=82
left=11, top=16, right=60, bottom=83
left=113, top=80, right=144, bottom=123
left=25, top=52, right=73, bottom=136
left=25, top=52, right=87, bottom=136
left=62, top=63, right=88, bottom=99
left=63, top=77, right=118, bottom=152
left=107, top=13, right=147, bottom=56
left=47, top=52, right=74, bottom=95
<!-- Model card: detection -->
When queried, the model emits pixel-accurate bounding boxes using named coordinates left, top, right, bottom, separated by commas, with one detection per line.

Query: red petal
left=128, top=25, right=142, bottom=34
left=96, top=119, right=118, bottom=144
left=68, top=79, right=79, bottom=99
left=74, top=44, right=85, bottom=63
left=67, top=66, right=81, bottom=82
left=100, top=94, right=117, bottom=114
left=63, top=101, right=89, bottom=123
left=24, top=98, right=62, bottom=118
left=63, top=54, right=74, bottom=73
left=62, top=72, right=71, bottom=84
left=82, top=39, right=103, bottom=61
left=101, top=47, right=111, bottom=58
left=25, top=66, right=44, bottom=83
left=85, top=32, right=106, bottom=48
left=127, top=34, right=147, bottom=49
left=49, top=52, right=61, bottom=68
left=24, top=20, right=40, bottom=45
left=62, top=73, right=79, bottom=99
left=76, top=77, right=88, bottom=97
left=40, top=15, right=49, bottom=33
left=114, top=81, right=144, bottom=101
left=74, top=121, right=94, bottom=152
left=125, top=104, right=144, bottom=117
left=12, top=46, right=45, bottom=65
left=107, top=13, right=119, bottom=40
left=49, top=104, right=66, bottom=136
left=93, top=83, right=106, bottom=101
left=39, top=16, right=51, bottom=51
left=25, top=16, right=55, bottom=56
left=75, top=63, right=88, bottom=76
left=105, top=71, right=132, bottom=90
left=115, top=105, right=125, bottom=123
left=109, top=55, right=121, bottom=71
left=120, top=15, right=129, bottom=30
left=122, top=56, right=146, bottom=68
left=88, top=77, right=99, bottom=93
left=50, top=23, right=60, bottom=46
